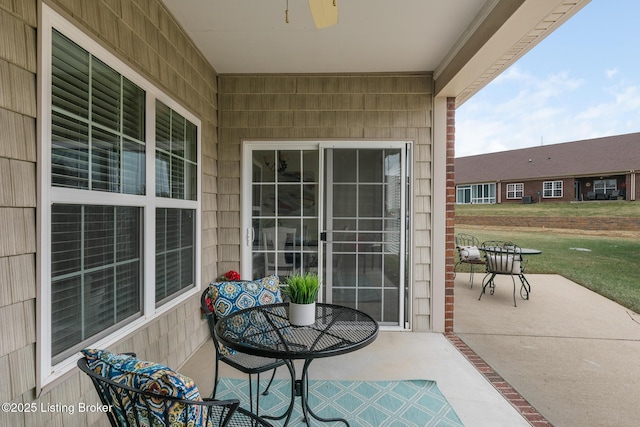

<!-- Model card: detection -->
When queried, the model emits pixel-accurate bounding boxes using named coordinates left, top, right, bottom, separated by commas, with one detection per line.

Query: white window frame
left=593, top=179, right=617, bottom=195
left=543, top=180, right=563, bottom=198
left=506, top=183, right=524, bottom=199
left=37, top=5, right=201, bottom=390
left=471, top=183, right=496, bottom=204
left=456, top=185, right=471, bottom=204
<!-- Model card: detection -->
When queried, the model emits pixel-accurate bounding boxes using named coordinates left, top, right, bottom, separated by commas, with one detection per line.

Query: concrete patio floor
left=182, top=322, right=530, bottom=426
left=180, top=272, right=640, bottom=426
left=454, top=272, right=640, bottom=427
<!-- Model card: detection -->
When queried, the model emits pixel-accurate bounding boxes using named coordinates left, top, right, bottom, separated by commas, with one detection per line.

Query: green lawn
left=455, top=225, right=640, bottom=314
left=455, top=200, right=640, bottom=217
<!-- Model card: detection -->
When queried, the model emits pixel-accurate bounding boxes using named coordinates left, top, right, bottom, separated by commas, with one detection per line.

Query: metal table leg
left=299, top=358, right=348, bottom=427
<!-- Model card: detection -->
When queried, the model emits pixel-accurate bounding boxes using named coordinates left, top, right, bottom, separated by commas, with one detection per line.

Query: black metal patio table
left=214, top=302, right=379, bottom=427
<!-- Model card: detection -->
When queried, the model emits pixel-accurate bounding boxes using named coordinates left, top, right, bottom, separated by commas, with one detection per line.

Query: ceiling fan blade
left=308, top=0, right=338, bottom=29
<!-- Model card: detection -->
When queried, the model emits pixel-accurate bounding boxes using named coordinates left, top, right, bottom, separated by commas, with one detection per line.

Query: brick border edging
left=445, top=333, right=553, bottom=427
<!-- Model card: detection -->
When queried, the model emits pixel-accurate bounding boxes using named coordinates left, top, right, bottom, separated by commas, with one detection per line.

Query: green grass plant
left=283, top=273, right=319, bottom=304
left=456, top=226, right=640, bottom=314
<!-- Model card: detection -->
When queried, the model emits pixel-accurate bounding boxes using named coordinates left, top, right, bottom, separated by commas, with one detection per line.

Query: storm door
left=323, top=145, right=408, bottom=327
left=242, top=142, right=410, bottom=328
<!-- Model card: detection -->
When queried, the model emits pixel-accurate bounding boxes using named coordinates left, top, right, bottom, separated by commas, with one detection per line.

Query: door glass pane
left=325, top=148, right=404, bottom=325
left=359, top=184, right=383, bottom=217
left=278, top=150, right=301, bottom=182
left=359, top=150, right=383, bottom=182
left=250, top=149, right=319, bottom=279
left=333, top=150, right=357, bottom=182
left=333, top=184, right=357, bottom=217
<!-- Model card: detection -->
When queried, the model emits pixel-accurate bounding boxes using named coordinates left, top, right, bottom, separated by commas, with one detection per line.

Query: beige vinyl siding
left=0, top=0, right=217, bottom=425
left=217, top=74, right=434, bottom=331
left=0, top=0, right=39, bottom=421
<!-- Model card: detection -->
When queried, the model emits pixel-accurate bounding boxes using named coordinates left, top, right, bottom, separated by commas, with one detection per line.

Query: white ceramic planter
left=288, top=302, right=316, bottom=326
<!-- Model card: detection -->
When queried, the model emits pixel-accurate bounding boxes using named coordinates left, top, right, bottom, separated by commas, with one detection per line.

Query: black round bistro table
left=214, top=302, right=379, bottom=426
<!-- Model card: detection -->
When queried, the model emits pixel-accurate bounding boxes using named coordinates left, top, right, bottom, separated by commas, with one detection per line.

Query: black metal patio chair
left=478, top=240, right=531, bottom=306
left=454, top=233, right=486, bottom=287
left=201, top=282, right=287, bottom=416
left=77, top=353, right=274, bottom=427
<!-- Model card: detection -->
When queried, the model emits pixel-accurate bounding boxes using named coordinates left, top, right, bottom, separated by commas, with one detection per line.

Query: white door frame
left=241, top=140, right=412, bottom=330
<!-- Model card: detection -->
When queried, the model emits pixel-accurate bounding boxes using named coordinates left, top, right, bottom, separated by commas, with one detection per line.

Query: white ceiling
left=161, top=0, right=489, bottom=74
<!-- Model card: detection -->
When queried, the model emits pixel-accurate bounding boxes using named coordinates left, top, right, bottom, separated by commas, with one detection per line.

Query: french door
left=242, top=141, right=410, bottom=327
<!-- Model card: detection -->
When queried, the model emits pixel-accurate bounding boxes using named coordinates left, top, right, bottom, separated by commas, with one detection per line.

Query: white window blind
left=51, top=205, right=141, bottom=361
left=51, top=30, right=146, bottom=194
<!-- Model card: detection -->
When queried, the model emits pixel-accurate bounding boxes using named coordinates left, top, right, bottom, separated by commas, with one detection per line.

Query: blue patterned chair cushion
left=208, top=276, right=282, bottom=355
left=82, top=349, right=203, bottom=426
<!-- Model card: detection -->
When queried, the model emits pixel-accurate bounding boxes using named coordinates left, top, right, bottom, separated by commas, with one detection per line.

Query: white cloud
left=606, top=68, right=618, bottom=79
left=456, top=66, right=640, bottom=157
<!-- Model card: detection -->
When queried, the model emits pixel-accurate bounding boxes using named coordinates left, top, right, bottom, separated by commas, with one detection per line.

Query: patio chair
left=77, top=350, right=274, bottom=427
left=201, top=277, right=287, bottom=416
left=263, top=227, right=297, bottom=277
left=454, top=233, right=486, bottom=287
left=478, top=241, right=531, bottom=306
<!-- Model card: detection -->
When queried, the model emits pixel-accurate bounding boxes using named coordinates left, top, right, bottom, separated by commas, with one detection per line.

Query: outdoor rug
left=215, top=378, right=464, bottom=426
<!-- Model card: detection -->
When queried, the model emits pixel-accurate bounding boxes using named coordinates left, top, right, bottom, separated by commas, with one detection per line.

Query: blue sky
left=456, top=0, right=640, bottom=157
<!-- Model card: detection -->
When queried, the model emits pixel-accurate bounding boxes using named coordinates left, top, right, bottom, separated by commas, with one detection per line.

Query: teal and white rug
left=215, top=378, right=464, bottom=426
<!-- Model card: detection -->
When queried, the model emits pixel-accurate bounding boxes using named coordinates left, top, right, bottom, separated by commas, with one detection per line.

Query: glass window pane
left=156, top=102, right=171, bottom=152
left=359, top=185, right=383, bottom=217
left=156, top=101, right=198, bottom=200
left=253, top=184, right=275, bottom=216
left=91, top=58, right=121, bottom=131
left=52, top=30, right=145, bottom=194
left=91, top=128, right=119, bottom=192
left=51, top=205, right=81, bottom=276
left=52, top=30, right=89, bottom=118
left=156, top=152, right=171, bottom=197
left=253, top=151, right=276, bottom=183
left=278, top=184, right=301, bottom=216
left=156, top=208, right=195, bottom=303
left=122, top=138, right=145, bottom=195
left=333, top=149, right=357, bottom=182
left=84, top=206, right=114, bottom=269
left=122, top=78, right=145, bottom=141
left=51, top=276, right=82, bottom=357
left=278, top=151, right=301, bottom=182
left=51, top=204, right=141, bottom=361
left=333, top=184, right=357, bottom=217
left=51, top=111, right=89, bottom=189
left=359, top=150, right=383, bottom=182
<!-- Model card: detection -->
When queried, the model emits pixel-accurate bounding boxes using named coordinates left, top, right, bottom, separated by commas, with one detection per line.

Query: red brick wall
left=500, top=178, right=575, bottom=203
left=445, top=97, right=456, bottom=332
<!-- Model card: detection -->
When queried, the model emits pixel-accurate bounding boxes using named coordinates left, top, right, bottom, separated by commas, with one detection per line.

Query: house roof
left=455, top=132, right=640, bottom=184
left=161, top=0, right=590, bottom=105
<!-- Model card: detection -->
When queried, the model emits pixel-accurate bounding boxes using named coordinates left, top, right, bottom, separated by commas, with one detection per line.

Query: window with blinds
left=155, top=208, right=195, bottom=304
left=52, top=30, right=146, bottom=194
left=51, top=205, right=141, bottom=360
left=48, top=28, right=199, bottom=364
left=155, top=101, right=197, bottom=200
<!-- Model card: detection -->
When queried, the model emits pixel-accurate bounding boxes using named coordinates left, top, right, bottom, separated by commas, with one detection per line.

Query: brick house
left=0, top=1, right=589, bottom=424
left=455, top=132, right=640, bottom=204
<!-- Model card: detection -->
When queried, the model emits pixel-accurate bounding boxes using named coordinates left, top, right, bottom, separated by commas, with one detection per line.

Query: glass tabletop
left=214, top=303, right=379, bottom=360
